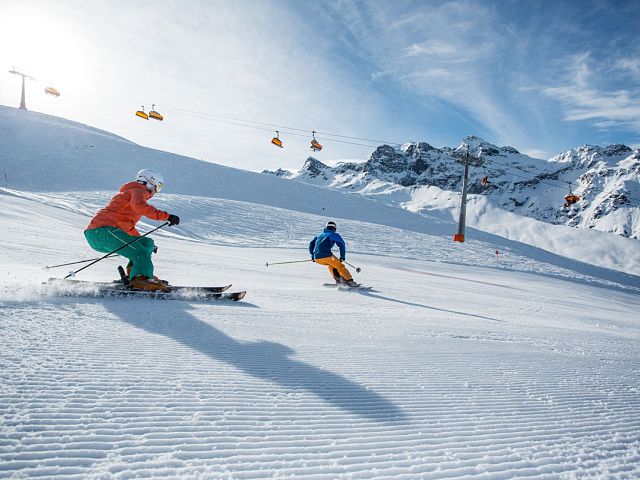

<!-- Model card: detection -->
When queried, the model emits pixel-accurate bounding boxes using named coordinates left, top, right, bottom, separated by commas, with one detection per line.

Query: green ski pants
left=84, top=226, right=156, bottom=279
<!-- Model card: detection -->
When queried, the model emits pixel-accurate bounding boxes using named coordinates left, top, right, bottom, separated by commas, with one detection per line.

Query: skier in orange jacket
left=84, top=169, right=180, bottom=291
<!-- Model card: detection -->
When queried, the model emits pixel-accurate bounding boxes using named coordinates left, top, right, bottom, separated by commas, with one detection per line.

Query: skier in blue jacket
left=309, top=221, right=358, bottom=286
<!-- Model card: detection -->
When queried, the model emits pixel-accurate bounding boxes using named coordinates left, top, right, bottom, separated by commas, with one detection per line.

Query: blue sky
left=0, top=0, right=638, bottom=171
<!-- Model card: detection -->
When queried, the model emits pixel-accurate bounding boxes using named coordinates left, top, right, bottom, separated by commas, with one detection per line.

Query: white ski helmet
left=136, top=169, right=164, bottom=193
left=326, top=221, right=337, bottom=231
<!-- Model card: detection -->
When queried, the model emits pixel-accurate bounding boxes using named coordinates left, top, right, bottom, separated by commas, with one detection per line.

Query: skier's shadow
left=105, top=300, right=407, bottom=424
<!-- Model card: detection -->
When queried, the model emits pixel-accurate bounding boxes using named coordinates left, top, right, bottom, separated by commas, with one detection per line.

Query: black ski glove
left=167, top=214, right=180, bottom=226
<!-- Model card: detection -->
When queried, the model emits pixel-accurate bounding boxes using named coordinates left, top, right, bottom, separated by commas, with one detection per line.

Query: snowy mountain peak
left=457, top=136, right=520, bottom=157
left=400, top=142, right=434, bottom=156
left=298, top=156, right=332, bottom=180
left=459, top=135, right=494, bottom=150
left=302, top=156, right=328, bottom=171
left=602, top=144, right=633, bottom=158
left=550, top=144, right=634, bottom=167
left=261, top=167, right=292, bottom=178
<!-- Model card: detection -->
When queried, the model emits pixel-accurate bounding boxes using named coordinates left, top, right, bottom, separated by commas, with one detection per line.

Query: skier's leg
left=84, top=227, right=155, bottom=279
left=314, top=257, right=338, bottom=281
left=127, top=237, right=156, bottom=279
left=315, top=256, right=353, bottom=282
left=331, top=257, right=353, bottom=282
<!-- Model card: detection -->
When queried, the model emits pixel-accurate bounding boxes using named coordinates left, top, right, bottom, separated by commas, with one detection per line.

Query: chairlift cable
left=65, top=89, right=398, bottom=147
left=159, top=105, right=404, bottom=145
left=62, top=88, right=640, bottom=201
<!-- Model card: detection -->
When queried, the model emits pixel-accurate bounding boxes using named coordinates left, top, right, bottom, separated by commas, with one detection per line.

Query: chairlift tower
left=8, top=67, right=36, bottom=110
left=452, top=146, right=483, bottom=243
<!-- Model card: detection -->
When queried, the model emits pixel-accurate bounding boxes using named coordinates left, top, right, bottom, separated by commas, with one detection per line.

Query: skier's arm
left=309, top=237, right=317, bottom=259
left=333, top=233, right=346, bottom=260
left=129, top=189, right=170, bottom=221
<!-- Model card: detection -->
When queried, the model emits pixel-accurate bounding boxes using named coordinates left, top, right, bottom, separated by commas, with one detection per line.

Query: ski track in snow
left=1, top=194, right=640, bottom=479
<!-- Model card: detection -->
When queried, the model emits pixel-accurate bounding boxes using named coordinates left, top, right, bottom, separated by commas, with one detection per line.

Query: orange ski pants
left=314, top=255, right=353, bottom=281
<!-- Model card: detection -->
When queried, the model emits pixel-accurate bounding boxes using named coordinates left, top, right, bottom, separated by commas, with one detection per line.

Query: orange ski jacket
left=86, top=182, right=170, bottom=236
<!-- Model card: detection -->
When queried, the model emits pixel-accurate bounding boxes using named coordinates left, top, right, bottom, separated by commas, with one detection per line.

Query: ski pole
left=64, top=222, right=169, bottom=279
left=46, top=254, right=119, bottom=269
left=265, top=259, right=312, bottom=267
left=344, top=261, right=362, bottom=273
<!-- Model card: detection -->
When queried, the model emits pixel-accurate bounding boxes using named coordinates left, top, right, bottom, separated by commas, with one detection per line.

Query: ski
left=338, top=285, right=373, bottom=291
left=58, top=277, right=232, bottom=293
left=45, top=278, right=245, bottom=301
left=322, top=283, right=373, bottom=291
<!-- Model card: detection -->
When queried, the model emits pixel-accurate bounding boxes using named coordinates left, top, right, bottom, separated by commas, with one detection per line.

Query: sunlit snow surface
left=1, top=193, right=639, bottom=479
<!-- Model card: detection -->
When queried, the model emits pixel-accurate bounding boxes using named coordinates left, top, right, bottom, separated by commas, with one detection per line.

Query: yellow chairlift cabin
left=271, top=131, right=283, bottom=148
left=135, top=106, right=149, bottom=120
left=564, top=185, right=580, bottom=207
left=310, top=131, right=323, bottom=152
left=148, top=104, right=163, bottom=121
left=44, top=86, right=60, bottom=97
left=564, top=193, right=580, bottom=207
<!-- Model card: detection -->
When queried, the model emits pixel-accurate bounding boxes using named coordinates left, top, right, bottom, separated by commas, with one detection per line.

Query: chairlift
left=478, top=161, right=489, bottom=188
left=564, top=184, right=580, bottom=207
left=310, top=131, right=323, bottom=152
left=148, top=104, right=163, bottom=121
left=564, top=194, right=580, bottom=207
left=271, top=131, right=283, bottom=148
left=135, top=106, right=149, bottom=120
left=44, top=86, right=60, bottom=97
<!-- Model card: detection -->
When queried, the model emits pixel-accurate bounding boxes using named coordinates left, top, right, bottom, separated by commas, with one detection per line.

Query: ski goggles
left=151, top=180, right=164, bottom=193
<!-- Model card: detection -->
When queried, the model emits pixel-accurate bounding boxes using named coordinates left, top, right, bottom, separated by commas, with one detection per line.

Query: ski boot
left=127, top=264, right=168, bottom=284
left=153, top=276, right=170, bottom=286
left=130, top=275, right=171, bottom=292
left=345, top=279, right=360, bottom=288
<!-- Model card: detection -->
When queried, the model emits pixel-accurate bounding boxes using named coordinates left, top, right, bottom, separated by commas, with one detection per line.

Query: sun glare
left=0, top=3, right=87, bottom=91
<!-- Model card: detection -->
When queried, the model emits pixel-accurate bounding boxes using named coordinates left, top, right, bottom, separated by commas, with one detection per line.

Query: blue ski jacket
left=309, top=228, right=346, bottom=260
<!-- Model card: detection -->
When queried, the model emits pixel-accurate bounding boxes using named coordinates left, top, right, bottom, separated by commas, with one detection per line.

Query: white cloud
left=403, top=41, right=458, bottom=58
left=543, top=53, right=640, bottom=132
left=616, top=57, right=640, bottom=77
left=324, top=0, right=525, bottom=145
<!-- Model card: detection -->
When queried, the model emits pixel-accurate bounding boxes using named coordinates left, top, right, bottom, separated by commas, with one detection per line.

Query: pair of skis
left=45, top=266, right=246, bottom=302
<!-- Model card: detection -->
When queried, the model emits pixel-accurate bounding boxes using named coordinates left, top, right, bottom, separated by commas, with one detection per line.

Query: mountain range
left=264, top=136, right=640, bottom=239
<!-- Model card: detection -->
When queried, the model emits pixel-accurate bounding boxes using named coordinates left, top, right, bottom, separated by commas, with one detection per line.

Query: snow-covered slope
left=1, top=106, right=639, bottom=479
left=265, top=136, right=640, bottom=239
left=1, top=194, right=639, bottom=480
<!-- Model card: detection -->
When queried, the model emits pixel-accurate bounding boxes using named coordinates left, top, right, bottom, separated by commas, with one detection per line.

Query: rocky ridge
left=264, top=136, right=640, bottom=239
